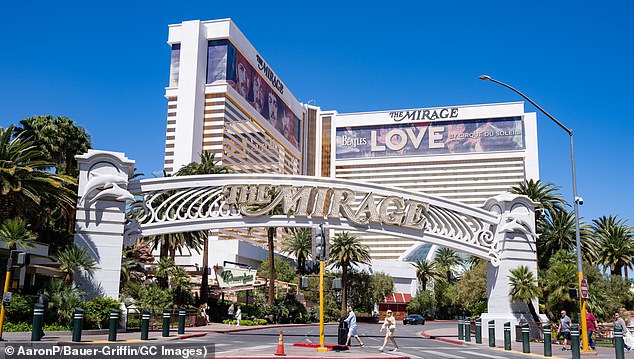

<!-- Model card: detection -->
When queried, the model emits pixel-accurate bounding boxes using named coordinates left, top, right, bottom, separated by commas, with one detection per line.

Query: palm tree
left=0, top=125, right=76, bottom=222
left=281, top=228, right=312, bottom=275
left=170, top=266, right=193, bottom=306
left=592, top=215, right=634, bottom=278
left=0, top=218, right=37, bottom=250
left=155, top=257, right=175, bottom=289
left=56, top=244, right=98, bottom=285
left=328, top=232, right=371, bottom=315
left=174, top=152, right=230, bottom=303
left=411, top=259, right=443, bottom=291
left=542, top=257, right=578, bottom=318
left=17, top=115, right=92, bottom=177
left=246, top=187, right=284, bottom=304
left=433, top=247, right=463, bottom=283
left=145, top=231, right=204, bottom=261
left=511, top=179, right=567, bottom=220
left=47, top=278, right=84, bottom=325
left=120, top=256, right=145, bottom=284
left=537, top=209, right=596, bottom=267
left=508, top=265, right=541, bottom=323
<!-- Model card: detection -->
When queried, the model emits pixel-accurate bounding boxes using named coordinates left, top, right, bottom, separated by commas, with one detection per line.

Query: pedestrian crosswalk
left=398, top=348, right=510, bottom=359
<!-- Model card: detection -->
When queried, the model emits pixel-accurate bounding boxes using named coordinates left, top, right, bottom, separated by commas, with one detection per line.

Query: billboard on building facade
left=336, top=117, right=524, bottom=159
left=207, top=40, right=301, bottom=149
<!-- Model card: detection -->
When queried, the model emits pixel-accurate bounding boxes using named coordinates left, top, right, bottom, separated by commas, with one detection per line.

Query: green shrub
left=5, top=293, right=35, bottom=323
left=221, top=318, right=267, bottom=326
left=84, top=297, right=121, bottom=329
left=3, top=322, right=72, bottom=332
left=43, top=323, right=72, bottom=331
left=3, top=322, right=32, bottom=332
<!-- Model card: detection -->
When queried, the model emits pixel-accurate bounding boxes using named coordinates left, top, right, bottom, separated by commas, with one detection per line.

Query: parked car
left=403, top=314, right=425, bottom=325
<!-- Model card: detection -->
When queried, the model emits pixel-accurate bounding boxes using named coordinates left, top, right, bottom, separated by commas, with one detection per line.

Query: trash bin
left=338, top=316, right=349, bottom=345
left=515, top=325, right=523, bottom=342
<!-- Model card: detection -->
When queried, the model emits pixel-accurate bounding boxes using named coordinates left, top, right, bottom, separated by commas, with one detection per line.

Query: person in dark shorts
left=558, top=310, right=572, bottom=350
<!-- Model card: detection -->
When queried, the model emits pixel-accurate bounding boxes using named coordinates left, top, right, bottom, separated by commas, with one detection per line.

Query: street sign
left=580, top=278, right=589, bottom=299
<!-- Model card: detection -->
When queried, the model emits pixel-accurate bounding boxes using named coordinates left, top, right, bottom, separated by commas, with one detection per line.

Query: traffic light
left=314, top=224, right=328, bottom=261
left=300, top=276, right=309, bottom=289
left=9, top=250, right=29, bottom=268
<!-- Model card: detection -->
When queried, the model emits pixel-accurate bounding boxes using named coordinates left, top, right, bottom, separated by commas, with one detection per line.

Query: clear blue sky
left=2, top=1, right=633, bottom=226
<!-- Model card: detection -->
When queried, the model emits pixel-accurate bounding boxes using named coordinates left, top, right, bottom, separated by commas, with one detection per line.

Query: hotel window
left=207, top=40, right=230, bottom=83
left=169, top=44, right=180, bottom=87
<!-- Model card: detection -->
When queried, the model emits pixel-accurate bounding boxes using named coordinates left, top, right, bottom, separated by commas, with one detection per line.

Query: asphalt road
left=191, top=321, right=533, bottom=359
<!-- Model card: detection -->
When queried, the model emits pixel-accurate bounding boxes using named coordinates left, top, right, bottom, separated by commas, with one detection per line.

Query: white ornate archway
left=74, top=150, right=542, bottom=339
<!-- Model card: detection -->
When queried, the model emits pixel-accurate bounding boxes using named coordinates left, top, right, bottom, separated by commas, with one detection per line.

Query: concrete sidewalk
left=422, top=325, right=620, bottom=359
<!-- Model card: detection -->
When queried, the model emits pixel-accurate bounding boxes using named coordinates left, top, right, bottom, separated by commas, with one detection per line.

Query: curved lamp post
left=479, top=75, right=589, bottom=352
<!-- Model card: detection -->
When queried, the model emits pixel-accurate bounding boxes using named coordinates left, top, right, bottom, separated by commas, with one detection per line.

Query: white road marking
left=420, top=350, right=465, bottom=358
left=459, top=350, right=507, bottom=358
left=396, top=351, right=422, bottom=358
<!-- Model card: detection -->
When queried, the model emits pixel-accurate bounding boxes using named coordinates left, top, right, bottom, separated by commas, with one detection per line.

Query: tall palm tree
left=246, top=187, right=285, bottom=304
left=328, top=232, right=371, bottom=315
left=537, top=209, right=596, bottom=267
left=17, top=115, right=92, bottom=177
left=0, top=218, right=37, bottom=250
left=281, top=228, right=312, bottom=275
left=16, top=116, right=92, bottom=240
left=0, top=125, right=75, bottom=222
left=508, top=265, right=541, bottom=323
left=175, top=152, right=231, bottom=303
left=56, top=244, right=98, bottom=285
left=433, top=247, right=463, bottom=283
left=511, top=179, right=567, bottom=220
left=411, top=259, right=443, bottom=291
left=592, top=215, right=634, bottom=278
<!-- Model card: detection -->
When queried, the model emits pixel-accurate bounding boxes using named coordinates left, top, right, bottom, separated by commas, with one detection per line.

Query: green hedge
left=3, top=322, right=72, bottom=332
left=221, top=319, right=268, bottom=326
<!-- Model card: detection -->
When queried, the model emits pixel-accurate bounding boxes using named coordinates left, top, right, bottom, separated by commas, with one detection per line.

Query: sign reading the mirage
left=223, top=184, right=429, bottom=228
left=214, top=266, right=257, bottom=289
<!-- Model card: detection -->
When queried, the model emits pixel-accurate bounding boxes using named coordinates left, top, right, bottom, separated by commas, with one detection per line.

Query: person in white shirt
left=379, top=310, right=399, bottom=352
left=235, top=306, right=242, bottom=326
left=344, top=305, right=365, bottom=347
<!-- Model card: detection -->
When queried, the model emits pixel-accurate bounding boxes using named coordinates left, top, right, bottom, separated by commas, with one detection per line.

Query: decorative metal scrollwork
left=122, top=174, right=504, bottom=264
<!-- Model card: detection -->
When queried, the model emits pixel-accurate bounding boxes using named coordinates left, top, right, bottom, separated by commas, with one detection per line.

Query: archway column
left=73, top=150, right=135, bottom=298
left=480, top=193, right=545, bottom=341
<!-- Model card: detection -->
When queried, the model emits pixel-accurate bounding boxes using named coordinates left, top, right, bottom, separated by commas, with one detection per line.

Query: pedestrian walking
left=199, top=303, right=210, bottom=324
left=379, top=309, right=398, bottom=352
left=37, top=289, right=48, bottom=338
left=586, top=310, right=598, bottom=350
left=344, top=305, right=365, bottom=347
left=235, top=305, right=242, bottom=326
left=558, top=310, right=572, bottom=350
left=614, top=312, right=632, bottom=351
left=227, top=303, right=235, bottom=319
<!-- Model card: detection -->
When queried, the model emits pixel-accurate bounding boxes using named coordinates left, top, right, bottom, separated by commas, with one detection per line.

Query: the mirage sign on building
left=336, top=116, right=525, bottom=159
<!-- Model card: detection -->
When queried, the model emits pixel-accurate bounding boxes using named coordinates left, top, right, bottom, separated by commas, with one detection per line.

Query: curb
left=420, top=330, right=463, bottom=345
left=177, top=332, right=208, bottom=340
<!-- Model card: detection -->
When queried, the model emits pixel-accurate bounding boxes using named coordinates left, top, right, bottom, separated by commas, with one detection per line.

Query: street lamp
left=479, top=75, right=589, bottom=351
